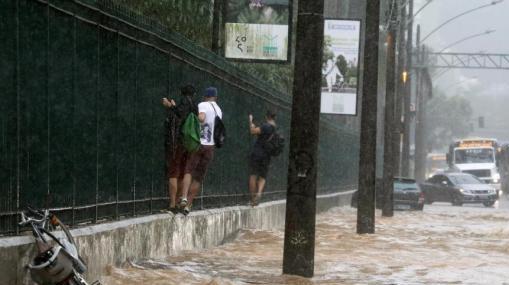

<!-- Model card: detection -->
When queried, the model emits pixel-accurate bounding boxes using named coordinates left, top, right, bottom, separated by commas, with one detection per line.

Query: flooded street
left=103, top=200, right=509, bottom=285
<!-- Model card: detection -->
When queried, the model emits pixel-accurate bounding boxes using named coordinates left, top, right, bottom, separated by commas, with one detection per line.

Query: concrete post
left=356, top=0, right=381, bottom=234
left=415, top=65, right=428, bottom=182
left=414, top=25, right=427, bottom=182
left=382, top=0, right=398, bottom=218
left=211, top=0, right=222, bottom=53
left=394, top=0, right=407, bottom=177
left=282, top=0, right=324, bottom=278
left=401, top=0, right=413, bottom=177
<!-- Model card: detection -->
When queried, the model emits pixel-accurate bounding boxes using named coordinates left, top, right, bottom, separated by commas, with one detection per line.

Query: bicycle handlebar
left=18, top=209, right=49, bottom=227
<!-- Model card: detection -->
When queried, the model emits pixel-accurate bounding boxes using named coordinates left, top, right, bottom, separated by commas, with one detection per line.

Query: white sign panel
left=321, top=19, right=361, bottom=115
left=225, top=23, right=289, bottom=61
left=225, top=0, right=291, bottom=62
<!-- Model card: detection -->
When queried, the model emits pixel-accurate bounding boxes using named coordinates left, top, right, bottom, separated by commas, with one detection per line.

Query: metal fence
left=0, top=0, right=359, bottom=236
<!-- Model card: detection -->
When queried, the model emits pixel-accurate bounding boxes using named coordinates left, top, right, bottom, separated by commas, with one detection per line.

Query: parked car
left=420, top=172, right=498, bottom=207
left=351, top=177, right=424, bottom=211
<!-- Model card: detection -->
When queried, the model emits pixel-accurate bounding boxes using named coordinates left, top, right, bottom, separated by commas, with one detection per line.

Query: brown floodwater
left=102, top=200, right=509, bottom=285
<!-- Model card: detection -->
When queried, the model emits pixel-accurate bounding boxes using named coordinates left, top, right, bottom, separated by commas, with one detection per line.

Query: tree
left=117, top=0, right=214, bottom=48
left=425, top=90, right=473, bottom=151
left=322, top=36, right=334, bottom=67
left=117, top=0, right=294, bottom=94
left=335, top=54, right=348, bottom=80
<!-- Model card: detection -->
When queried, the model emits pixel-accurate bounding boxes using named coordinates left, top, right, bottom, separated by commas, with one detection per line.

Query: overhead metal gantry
left=415, top=52, right=509, bottom=70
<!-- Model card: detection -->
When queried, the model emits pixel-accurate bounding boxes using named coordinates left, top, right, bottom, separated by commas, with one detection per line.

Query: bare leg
left=256, top=177, right=266, bottom=196
left=169, top=177, right=178, bottom=208
left=177, top=179, right=183, bottom=199
left=249, top=175, right=258, bottom=202
left=180, top=173, right=192, bottom=205
left=187, top=180, right=202, bottom=207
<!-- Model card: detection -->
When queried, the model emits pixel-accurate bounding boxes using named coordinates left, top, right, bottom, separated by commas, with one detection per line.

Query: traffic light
left=478, top=116, right=485, bottom=128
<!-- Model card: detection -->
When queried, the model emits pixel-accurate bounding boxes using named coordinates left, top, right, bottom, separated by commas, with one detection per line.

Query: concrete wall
left=0, top=191, right=354, bottom=285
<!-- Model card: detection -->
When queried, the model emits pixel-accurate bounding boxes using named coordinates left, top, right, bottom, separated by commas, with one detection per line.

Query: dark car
left=420, top=173, right=498, bottom=207
left=351, top=177, right=424, bottom=211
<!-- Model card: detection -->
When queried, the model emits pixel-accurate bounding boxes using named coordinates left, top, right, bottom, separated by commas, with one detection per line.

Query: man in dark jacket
left=248, top=110, right=277, bottom=206
left=162, top=85, right=198, bottom=213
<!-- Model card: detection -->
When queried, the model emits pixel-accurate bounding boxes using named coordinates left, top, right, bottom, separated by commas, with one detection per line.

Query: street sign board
left=320, top=19, right=361, bottom=115
left=225, top=0, right=292, bottom=62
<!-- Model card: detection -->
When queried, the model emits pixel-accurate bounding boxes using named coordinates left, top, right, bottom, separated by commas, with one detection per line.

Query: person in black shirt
left=162, top=85, right=198, bottom=213
left=248, top=110, right=277, bottom=206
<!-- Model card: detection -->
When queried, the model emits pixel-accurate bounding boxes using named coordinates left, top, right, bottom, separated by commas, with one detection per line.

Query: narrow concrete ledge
left=0, top=190, right=354, bottom=285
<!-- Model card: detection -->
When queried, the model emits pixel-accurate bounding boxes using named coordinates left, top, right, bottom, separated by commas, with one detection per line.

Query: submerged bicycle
left=19, top=207, right=101, bottom=285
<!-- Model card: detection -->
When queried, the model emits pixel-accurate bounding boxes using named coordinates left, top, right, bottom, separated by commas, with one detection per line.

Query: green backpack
left=181, top=113, right=201, bottom=153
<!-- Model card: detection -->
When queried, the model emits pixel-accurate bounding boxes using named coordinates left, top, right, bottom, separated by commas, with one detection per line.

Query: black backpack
left=209, top=103, right=225, bottom=148
left=264, top=127, right=285, bottom=157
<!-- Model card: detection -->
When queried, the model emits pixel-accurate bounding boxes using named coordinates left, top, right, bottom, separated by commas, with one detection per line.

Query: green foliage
left=336, top=54, right=348, bottom=78
left=236, top=7, right=289, bottom=24
left=227, top=0, right=289, bottom=24
left=426, top=91, right=473, bottom=151
left=117, top=0, right=293, bottom=93
left=117, top=0, right=214, bottom=48
left=322, top=36, right=334, bottom=67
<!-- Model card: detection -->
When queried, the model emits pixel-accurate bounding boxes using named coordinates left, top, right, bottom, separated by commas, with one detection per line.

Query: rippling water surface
left=102, top=201, right=509, bottom=285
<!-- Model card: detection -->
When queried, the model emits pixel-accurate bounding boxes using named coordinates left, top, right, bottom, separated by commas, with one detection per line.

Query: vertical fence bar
left=150, top=52, right=154, bottom=214
left=200, top=184, right=204, bottom=210
left=133, top=40, right=138, bottom=217
left=71, top=15, right=77, bottom=226
left=94, top=24, right=100, bottom=224
left=115, top=30, right=119, bottom=220
left=15, top=0, right=20, bottom=235
left=46, top=0, right=51, bottom=211
left=165, top=53, right=170, bottom=209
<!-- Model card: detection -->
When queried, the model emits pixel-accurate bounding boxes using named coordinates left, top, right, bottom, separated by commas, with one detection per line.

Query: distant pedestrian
left=179, top=87, right=223, bottom=215
left=162, top=85, right=198, bottom=214
left=248, top=110, right=277, bottom=206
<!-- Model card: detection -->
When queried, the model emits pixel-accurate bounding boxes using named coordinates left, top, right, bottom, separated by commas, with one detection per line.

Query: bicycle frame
left=19, top=208, right=101, bottom=285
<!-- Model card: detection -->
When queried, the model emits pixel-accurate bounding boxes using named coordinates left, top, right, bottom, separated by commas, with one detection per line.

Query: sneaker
left=179, top=198, right=188, bottom=208
left=182, top=205, right=191, bottom=216
left=251, top=194, right=260, bottom=207
left=168, top=207, right=179, bottom=215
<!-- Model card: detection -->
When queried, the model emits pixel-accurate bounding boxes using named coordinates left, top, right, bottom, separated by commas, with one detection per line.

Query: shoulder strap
left=209, top=102, right=219, bottom=117
left=186, top=96, right=197, bottom=113
left=265, top=124, right=277, bottom=142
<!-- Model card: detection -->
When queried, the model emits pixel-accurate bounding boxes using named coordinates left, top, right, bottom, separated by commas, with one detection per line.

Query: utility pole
left=357, top=0, right=381, bottom=234
left=382, top=0, right=398, bottom=218
left=401, top=0, right=413, bottom=177
left=414, top=25, right=426, bottom=182
left=394, top=0, right=407, bottom=176
left=282, top=0, right=324, bottom=278
left=211, top=0, right=222, bottom=53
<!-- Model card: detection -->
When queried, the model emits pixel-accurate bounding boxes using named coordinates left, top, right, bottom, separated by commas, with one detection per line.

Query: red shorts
left=184, top=145, right=215, bottom=183
left=166, top=144, right=188, bottom=179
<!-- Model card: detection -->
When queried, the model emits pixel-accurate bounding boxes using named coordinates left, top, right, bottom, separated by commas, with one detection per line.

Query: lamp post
left=407, top=0, right=433, bottom=24
left=420, top=0, right=504, bottom=44
left=437, top=30, right=495, bottom=53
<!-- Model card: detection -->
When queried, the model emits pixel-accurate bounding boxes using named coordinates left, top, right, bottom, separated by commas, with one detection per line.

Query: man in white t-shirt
left=179, top=87, right=223, bottom=215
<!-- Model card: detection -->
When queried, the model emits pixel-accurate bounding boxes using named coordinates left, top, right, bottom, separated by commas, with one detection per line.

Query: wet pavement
left=102, top=198, right=509, bottom=285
